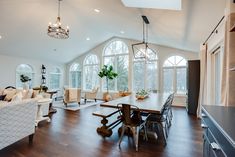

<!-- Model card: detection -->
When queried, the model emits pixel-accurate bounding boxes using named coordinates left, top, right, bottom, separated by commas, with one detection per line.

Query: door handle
left=201, top=123, right=208, bottom=129
left=201, top=113, right=207, bottom=118
left=210, top=142, right=221, bottom=150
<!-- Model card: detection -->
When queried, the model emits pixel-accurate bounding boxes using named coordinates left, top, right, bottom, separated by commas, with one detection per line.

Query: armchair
left=84, top=87, right=99, bottom=103
left=63, top=88, right=81, bottom=107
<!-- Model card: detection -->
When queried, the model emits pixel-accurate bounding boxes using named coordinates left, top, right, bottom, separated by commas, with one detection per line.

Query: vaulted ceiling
left=0, top=0, right=226, bottom=63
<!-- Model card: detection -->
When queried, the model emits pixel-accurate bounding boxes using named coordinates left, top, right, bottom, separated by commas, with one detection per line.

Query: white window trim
left=69, top=63, right=81, bottom=88
left=163, top=56, right=187, bottom=94
left=15, top=64, right=34, bottom=88
left=132, top=58, right=158, bottom=91
left=83, top=54, right=99, bottom=91
left=103, top=40, right=129, bottom=92
left=49, top=67, right=62, bottom=90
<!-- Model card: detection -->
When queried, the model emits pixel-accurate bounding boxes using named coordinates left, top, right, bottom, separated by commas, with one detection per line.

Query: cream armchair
left=84, top=87, right=99, bottom=103
left=63, top=88, right=81, bottom=107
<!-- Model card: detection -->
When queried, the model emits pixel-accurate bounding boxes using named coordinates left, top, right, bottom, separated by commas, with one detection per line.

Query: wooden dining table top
left=100, top=93, right=170, bottom=114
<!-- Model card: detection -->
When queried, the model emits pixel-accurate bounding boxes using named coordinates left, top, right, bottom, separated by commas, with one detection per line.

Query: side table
left=46, top=90, right=58, bottom=113
left=35, top=98, right=52, bottom=127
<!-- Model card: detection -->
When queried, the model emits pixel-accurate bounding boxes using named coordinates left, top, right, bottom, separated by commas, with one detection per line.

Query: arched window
left=83, top=54, right=99, bottom=90
left=103, top=40, right=129, bottom=91
left=69, top=63, right=81, bottom=88
left=133, top=48, right=158, bottom=91
left=50, top=67, right=61, bottom=90
left=16, top=64, right=34, bottom=88
left=163, top=55, right=187, bottom=94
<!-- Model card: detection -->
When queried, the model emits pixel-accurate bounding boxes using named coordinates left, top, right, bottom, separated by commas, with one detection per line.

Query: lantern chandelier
left=132, top=15, right=157, bottom=60
left=47, top=0, right=69, bottom=39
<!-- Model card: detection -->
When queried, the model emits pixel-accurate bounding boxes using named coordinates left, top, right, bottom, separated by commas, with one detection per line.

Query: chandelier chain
left=58, top=0, right=61, bottom=17
left=132, top=15, right=157, bottom=61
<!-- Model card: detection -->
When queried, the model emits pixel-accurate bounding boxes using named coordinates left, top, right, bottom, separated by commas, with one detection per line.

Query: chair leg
left=158, top=123, right=167, bottom=146
left=143, top=124, right=148, bottom=141
left=132, top=126, right=139, bottom=151
left=118, top=125, right=125, bottom=148
left=165, top=122, right=168, bottom=138
left=140, top=122, right=148, bottom=141
left=169, top=108, right=173, bottom=127
left=164, top=120, right=169, bottom=138
left=29, top=134, right=34, bottom=145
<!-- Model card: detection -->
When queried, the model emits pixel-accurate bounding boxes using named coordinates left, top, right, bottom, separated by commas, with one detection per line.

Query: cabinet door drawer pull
left=201, top=113, right=207, bottom=118
left=201, top=123, right=208, bottom=129
left=210, top=142, right=221, bottom=150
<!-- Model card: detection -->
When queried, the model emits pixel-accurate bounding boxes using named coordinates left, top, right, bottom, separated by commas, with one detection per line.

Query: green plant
left=20, top=74, right=31, bottom=83
left=98, top=65, right=118, bottom=93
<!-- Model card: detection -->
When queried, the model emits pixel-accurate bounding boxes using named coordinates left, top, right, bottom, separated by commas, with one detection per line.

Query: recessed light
left=120, top=31, right=125, bottom=34
left=0, top=35, right=2, bottom=39
left=86, top=37, right=90, bottom=41
left=94, top=9, right=100, bottom=13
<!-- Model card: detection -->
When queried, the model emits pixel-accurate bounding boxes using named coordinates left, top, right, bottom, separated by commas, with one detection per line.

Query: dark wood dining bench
left=92, top=107, right=122, bottom=138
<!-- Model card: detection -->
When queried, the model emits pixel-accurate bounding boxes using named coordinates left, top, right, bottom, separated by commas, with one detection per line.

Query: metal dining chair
left=117, top=103, right=148, bottom=151
left=146, top=93, right=174, bottom=146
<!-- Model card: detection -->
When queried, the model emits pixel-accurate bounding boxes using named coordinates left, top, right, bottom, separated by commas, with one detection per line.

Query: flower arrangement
left=136, top=89, right=150, bottom=99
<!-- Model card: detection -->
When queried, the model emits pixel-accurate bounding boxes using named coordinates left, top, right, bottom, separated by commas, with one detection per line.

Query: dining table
left=93, top=92, right=171, bottom=138
left=100, top=92, right=170, bottom=114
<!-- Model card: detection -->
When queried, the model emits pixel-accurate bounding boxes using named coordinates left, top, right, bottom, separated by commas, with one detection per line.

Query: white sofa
left=0, top=99, right=37, bottom=150
left=0, top=87, right=50, bottom=116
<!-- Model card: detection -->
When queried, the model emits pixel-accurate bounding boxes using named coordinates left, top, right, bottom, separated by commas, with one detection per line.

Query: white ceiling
left=0, top=0, right=226, bottom=63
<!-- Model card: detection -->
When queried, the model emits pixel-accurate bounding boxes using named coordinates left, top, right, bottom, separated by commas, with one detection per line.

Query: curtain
left=197, top=44, right=207, bottom=118
left=221, top=13, right=235, bottom=106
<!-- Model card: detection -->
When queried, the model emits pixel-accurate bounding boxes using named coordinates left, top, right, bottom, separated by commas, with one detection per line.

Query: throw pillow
left=11, top=92, right=23, bottom=102
left=3, top=89, right=16, bottom=101
left=0, top=94, right=6, bottom=101
left=22, top=90, right=28, bottom=99
left=26, top=89, right=33, bottom=99
left=32, top=90, right=40, bottom=98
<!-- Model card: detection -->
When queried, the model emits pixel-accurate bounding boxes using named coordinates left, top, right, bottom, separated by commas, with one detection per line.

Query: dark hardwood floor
left=0, top=105, right=203, bottom=157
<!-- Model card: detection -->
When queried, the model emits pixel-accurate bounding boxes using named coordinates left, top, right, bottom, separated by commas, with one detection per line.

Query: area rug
left=53, top=99, right=103, bottom=111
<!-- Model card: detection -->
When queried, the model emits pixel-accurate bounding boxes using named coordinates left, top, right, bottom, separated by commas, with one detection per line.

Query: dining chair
left=117, top=103, right=148, bottom=151
left=146, top=93, right=174, bottom=146
left=166, top=93, right=174, bottom=127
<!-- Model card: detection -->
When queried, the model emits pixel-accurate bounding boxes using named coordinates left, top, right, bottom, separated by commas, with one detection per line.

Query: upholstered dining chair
left=117, top=103, right=148, bottom=151
left=84, top=87, right=99, bottom=103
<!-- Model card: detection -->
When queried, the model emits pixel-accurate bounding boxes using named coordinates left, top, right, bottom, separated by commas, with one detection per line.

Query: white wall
left=66, top=37, right=199, bottom=103
left=0, top=54, right=65, bottom=96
